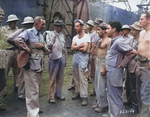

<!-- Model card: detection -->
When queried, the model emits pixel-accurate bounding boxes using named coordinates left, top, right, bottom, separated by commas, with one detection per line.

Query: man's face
left=94, top=24, right=98, bottom=31
left=36, top=19, right=46, bottom=31
left=130, top=27, right=140, bottom=37
left=88, top=25, right=93, bottom=30
left=75, top=22, right=83, bottom=33
left=106, top=25, right=113, bottom=38
left=122, top=29, right=130, bottom=36
left=97, top=27, right=103, bottom=37
left=55, top=25, right=63, bottom=33
left=9, top=21, right=17, bottom=29
left=139, top=14, right=150, bottom=28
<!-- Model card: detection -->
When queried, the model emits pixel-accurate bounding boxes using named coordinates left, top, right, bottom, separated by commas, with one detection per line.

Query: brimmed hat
left=6, top=14, right=19, bottom=23
left=130, top=22, right=142, bottom=31
left=99, top=22, right=107, bottom=29
left=17, top=51, right=29, bottom=68
left=94, top=18, right=103, bottom=25
left=74, top=19, right=84, bottom=25
left=54, top=19, right=65, bottom=26
left=121, top=25, right=131, bottom=31
left=21, top=16, right=34, bottom=25
left=86, top=20, right=94, bottom=27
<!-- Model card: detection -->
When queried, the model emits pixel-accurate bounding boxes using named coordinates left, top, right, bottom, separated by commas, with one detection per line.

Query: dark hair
left=143, top=10, right=150, bottom=19
left=108, top=21, right=122, bottom=32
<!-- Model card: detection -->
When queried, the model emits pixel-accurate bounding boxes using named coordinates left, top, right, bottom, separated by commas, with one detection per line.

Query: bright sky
left=109, top=0, right=142, bottom=12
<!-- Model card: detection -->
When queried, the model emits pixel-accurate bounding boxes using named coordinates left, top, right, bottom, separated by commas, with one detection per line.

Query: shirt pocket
left=30, top=54, right=42, bottom=72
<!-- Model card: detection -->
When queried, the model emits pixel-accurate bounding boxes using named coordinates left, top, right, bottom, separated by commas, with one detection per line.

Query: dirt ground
left=0, top=55, right=139, bottom=117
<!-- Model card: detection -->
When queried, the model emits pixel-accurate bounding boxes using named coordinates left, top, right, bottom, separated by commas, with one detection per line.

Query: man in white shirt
left=71, top=19, right=90, bottom=106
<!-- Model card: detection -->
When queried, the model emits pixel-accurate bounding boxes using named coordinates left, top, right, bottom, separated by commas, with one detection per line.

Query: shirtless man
left=92, top=22, right=111, bottom=113
left=137, top=11, right=150, bottom=117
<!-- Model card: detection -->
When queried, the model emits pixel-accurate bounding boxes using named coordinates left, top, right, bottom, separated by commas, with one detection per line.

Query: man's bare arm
left=71, top=42, right=84, bottom=51
left=78, top=42, right=89, bottom=52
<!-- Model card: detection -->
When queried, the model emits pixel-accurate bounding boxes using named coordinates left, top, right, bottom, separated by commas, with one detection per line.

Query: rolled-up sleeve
left=117, top=40, right=132, bottom=52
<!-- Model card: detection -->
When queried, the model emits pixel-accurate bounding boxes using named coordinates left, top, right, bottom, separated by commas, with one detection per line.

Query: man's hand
left=35, top=43, right=44, bottom=49
left=100, top=68, right=106, bottom=76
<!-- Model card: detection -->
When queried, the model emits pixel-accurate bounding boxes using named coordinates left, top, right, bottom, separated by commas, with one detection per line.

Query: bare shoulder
left=139, top=30, right=145, bottom=41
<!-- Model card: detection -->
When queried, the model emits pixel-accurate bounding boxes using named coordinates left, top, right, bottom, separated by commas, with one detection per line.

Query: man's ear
left=112, top=27, right=116, bottom=33
left=148, top=18, right=150, bottom=24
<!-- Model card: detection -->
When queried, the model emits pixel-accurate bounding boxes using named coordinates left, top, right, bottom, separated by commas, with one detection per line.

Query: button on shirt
left=45, top=30, right=66, bottom=60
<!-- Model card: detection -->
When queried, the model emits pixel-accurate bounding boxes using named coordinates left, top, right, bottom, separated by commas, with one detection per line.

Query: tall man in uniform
left=7, top=16, right=34, bottom=100
left=92, top=22, right=111, bottom=113
left=44, top=19, right=67, bottom=103
left=0, top=7, right=7, bottom=111
left=106, top=21, right=137, bottom=117
left=137, top=11, right=150, bottom=117
left=15, top=16, right=47, bottom=117
left=3, top=14, right=20, bottom=91
left=71, top=19, right=90, bottom=106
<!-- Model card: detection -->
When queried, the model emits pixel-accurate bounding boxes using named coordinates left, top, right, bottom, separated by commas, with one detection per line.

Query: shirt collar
left=32, top=27, right=39, bottom=35
left=54, top=30, right=62, bottom=36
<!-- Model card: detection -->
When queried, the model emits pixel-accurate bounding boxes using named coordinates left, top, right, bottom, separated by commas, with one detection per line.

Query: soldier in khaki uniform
left=0, top=7, right=7, bottom=111
left=3, top=14, right=20, bottom=91
left=7, top=16, right=34, bottom=100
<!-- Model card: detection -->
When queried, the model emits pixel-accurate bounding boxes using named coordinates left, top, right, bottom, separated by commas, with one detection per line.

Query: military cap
left=94, top=18, right=103, bottom=25
left=99, top=22, right=107, bottom=29
left=74, top=19, right=84, bottom=25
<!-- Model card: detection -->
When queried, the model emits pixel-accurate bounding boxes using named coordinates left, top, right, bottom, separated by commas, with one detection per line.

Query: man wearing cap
left=14, top=16, right=47, bottom=117
left=137, top=11, right=150, bottom=117
left=120, top=22, right=142, bottom=113
left=88, top=18, right=103, bottom=96
left=7, top=16, right=34, bottom=100
left=86, top=20, right=95, bottom=37
left=71, top=19, right=90, bottom=106
left=92, top=22, right=111, bottom=113
left=3, top=14, right=20, bottom=91
left=44, top=19, right=67, bottom=103
left=106, top=21, right=137, bottom=117
left=0, top=7, right=7, bottom=111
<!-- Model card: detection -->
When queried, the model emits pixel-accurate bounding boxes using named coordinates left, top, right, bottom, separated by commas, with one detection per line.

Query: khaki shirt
left=3, top=25, right=18, bottom=48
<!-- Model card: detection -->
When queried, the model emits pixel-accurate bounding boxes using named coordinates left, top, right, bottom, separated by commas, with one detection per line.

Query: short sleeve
left=18, top=30, right=29, bottom=41
left=72, top=36, right=76, bottom=42
left=83, top=34, right=90, bottom=43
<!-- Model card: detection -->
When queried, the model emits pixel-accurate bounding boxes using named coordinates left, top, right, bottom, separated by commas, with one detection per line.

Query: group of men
left=0, top=7, right=67, bottom=117
left=0, top=6, right=150, bottom=117
left=69, top=11, right=150, bottom=117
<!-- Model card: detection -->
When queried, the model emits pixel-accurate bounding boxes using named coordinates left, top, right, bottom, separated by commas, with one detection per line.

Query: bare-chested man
left=137, top=11, right=150, bottom=117
left=92, top=22, right=111, bottom=113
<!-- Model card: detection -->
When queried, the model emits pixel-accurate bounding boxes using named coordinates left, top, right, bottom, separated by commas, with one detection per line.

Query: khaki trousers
left=5, top=50, right=20, bottom=89
left=73, top=64, right=88, bottom=98
left=18, top=68, right=25, bottom=99
left=23, top=69, right=42, bottom=117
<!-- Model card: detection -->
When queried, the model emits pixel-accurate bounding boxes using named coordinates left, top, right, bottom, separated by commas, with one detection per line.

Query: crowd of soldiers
left=0, top=6, right=150, bottom=117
